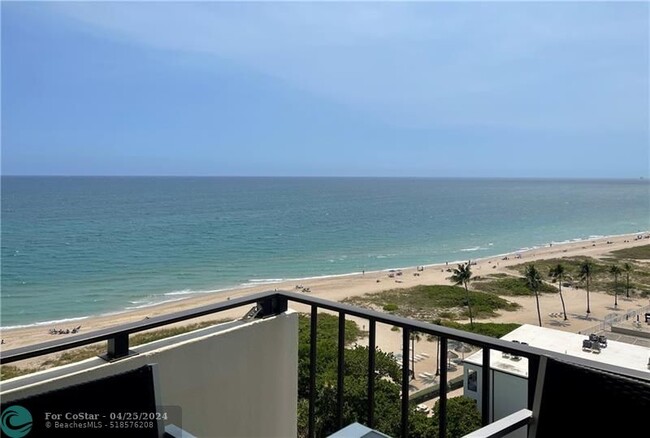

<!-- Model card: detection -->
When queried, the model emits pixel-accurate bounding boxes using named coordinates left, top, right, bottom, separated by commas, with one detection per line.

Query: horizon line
left=1, top=174, right=647, bottom=181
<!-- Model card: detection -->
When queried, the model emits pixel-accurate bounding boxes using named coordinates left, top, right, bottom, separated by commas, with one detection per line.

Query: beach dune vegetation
left=383, top=303, right=399, bottom=312
left=472, top=275, right=557, bottom=296
left=509, top=255, right=649, bottom=297
left=434, top=321, right=521, bottom=339
left=609, top=244, right=650, bottom=260
left=343, top=285, right=519, bottom=321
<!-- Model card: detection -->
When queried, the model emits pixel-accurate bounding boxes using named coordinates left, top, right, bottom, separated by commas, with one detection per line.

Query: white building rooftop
left=463, top=324, right=650, bottom=378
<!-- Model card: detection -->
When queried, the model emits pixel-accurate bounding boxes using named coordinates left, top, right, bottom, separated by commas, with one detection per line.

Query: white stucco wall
left=1, top=311, right=299, bottom=437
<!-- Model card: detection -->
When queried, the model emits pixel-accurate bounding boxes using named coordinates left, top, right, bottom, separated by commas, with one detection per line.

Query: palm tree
left=410, top=331, right=422, bottom=378
left=609, top=265, right=622, bottom=308
left=579, top=261, right=593, bottom=314
left=623, top=263, right=633, bottom=298
left=451, top=263, right=474, bottom=328
left=549, top=264, right=568, bottom=320
left=525, top=264, right=543, bottom=326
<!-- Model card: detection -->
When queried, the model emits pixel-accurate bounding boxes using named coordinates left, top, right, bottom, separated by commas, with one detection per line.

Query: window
left=468, top=370, right=478, bottom=392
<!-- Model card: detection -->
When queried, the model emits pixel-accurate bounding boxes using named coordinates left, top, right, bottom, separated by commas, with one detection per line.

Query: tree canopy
left=296, top=313, right=481, bottom=437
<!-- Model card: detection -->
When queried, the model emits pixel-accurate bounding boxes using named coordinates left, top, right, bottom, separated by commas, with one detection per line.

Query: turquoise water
left=2, top=177, right=648, bottom=328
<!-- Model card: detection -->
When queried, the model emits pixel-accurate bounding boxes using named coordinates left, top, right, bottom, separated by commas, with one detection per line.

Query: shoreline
left=1, top=231, right=649, bottom=352
left=3, top=230, right=648, bottom=331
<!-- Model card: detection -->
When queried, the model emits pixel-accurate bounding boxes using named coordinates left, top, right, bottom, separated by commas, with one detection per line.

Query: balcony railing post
left=308, top=305, right=318, bottom=438
left=401, top=327, right=410, bottom=438
left=482, top=348, right=491, bottom=425
left=439, top=337, right=448, bottom=438
left=367, top=319, right=376, bottom=429
left=527, top=355, right=540, bottom=410
left=337, top=312, right=346, bottom=430
left=106, top=333, right=130, bottom=360
left=255, top=294, right=288, bottom=318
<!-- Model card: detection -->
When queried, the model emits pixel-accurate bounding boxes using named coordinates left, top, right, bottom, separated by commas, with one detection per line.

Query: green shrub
left=344, top=284, right=519, bottom=319
left=609, top=244, right=650, bottom=260
left=383, top=303, right=398, bottom=312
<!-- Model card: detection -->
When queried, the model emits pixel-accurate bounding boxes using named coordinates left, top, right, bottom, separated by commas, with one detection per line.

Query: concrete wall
left=1, top=311, right=299, bottom=437
left=611, top=324, right=650, bottom=340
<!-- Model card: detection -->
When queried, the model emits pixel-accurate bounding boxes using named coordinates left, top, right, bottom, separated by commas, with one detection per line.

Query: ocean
left=1, top=177, right=648, bottom=328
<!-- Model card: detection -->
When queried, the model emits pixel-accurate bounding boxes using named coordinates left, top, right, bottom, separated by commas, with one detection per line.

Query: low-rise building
left=462, top=324, right=650, bottom=437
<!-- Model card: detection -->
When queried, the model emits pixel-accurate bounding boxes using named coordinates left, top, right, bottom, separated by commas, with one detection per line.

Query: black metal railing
left=1, top=290, right=647, bottom=437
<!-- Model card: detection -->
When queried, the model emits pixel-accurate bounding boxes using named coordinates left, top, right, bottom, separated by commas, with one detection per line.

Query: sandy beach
left=2, top=232, right=649, bottom=375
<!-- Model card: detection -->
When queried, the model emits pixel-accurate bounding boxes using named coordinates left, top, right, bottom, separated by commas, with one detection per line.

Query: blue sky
left=2, top=1, right=648, bottom=177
